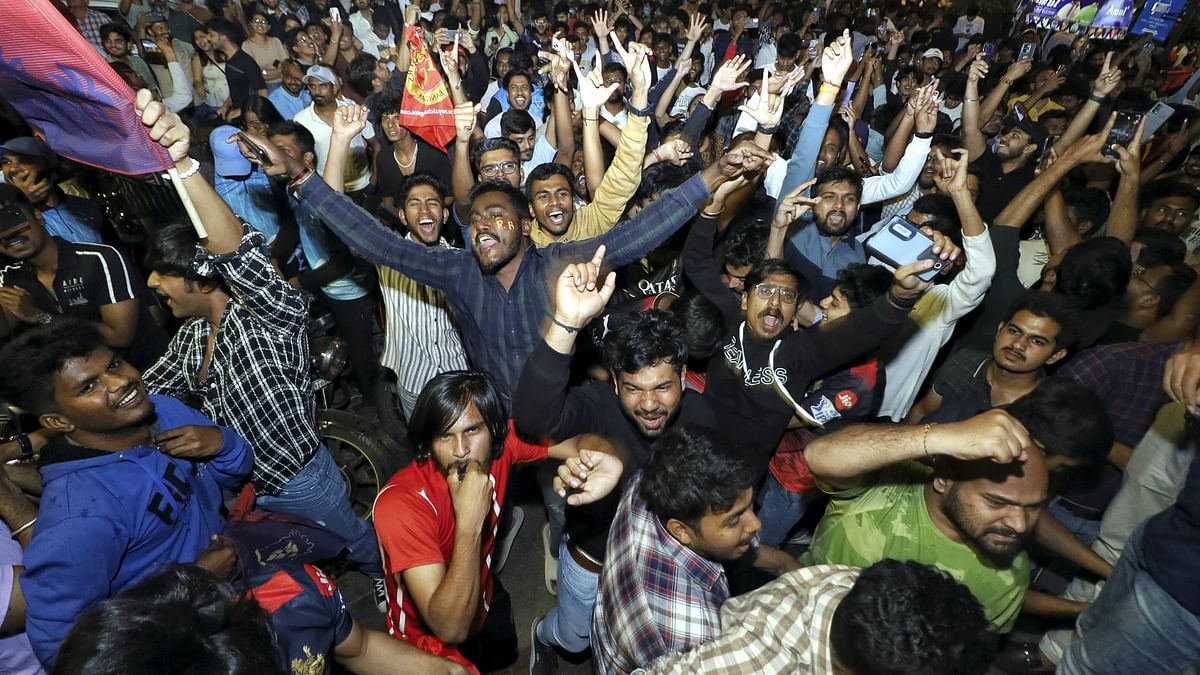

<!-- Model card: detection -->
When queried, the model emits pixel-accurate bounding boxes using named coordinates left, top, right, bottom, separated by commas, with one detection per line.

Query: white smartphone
left=864, top=216, right=946, bottom=282
left=1142, top=101, right=1176, bottom=142
left=330, top=6, right=341, bottom=22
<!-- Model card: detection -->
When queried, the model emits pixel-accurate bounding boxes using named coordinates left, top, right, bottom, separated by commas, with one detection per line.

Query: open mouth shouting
left=1, top=223, right=32, bottom=250
left=113, top=383, right=145, bottom=411
left=545, top=209, right=566, bottom=228
left=414, top=216, right=438, bottom=240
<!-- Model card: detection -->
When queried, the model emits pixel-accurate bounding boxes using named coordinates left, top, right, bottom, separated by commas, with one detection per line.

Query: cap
left=1012, top=116, right=1050, bottom=150
left=304, top=64, right=337, bottom=85
left=0, top=137, right=58, bottom=165
left=146, top=12, right=168, bottom=25
left=921, top=47, right=944, bottom=61
left=210, top=125, right=252, bottom=177
left=0, top=201, right=30, bottom=233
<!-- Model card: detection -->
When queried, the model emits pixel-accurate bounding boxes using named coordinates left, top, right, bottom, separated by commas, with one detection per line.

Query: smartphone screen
left=981, top=42, right=995, bottom=63
left=330, top=7, right=341, bottom=22
left=1142, top=101, right=1176, bottom=142
left=140, top=39, right=159, bottom=51
left=865, top=216, right=945, bottom=281
left=1019, top=43, right=1035, bottom=61
left=1103, top=111, right=1144, bottom=159
left=842, top=80, right=857, bottom=106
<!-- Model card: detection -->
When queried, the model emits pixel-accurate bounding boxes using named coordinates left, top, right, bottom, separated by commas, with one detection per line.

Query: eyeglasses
left=754, top=283, right=798, bottom=304
left=252, top=18, right=269, bottom=24
left=480, top=161, right=519, bottom=177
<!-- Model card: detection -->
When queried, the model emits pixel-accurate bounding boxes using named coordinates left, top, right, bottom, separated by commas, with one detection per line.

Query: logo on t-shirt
left=834, top=390, right=858, bottom=411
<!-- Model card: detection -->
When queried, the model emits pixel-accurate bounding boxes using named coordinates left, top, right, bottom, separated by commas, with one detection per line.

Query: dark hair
left=744, top=259, right=808, bottom=301
left=525, top=162, right=576, bottom=199
left=1064, top=187, right=1110, bottom=237
left=399, top=172, right=450, bottom=203
left=408, top=371, right=508, bottom=462
left=238, top=96, right=284, bottom=130
left=53, top=565, right=285, bottom=675
left=143, top=222, right=226, bottom=287
left=722, top=218, right=770, bottom=270
left=1000, top=290, right=1079, bottom=350
left=601, top=62, right=628, bottom=80
left=284, top=26, right=311, bottom=52
left=99, top=21, right=133, bottom=42
left=667, top=292, right=727, bottom=360
left=501, top=68, right=533, bottom=91
left=1149, top=262, right=1199, bottom=319
left=1132, top=228, right=1187, bottom=267
left=1055, top=237, right=1132, bottom=310
left=368, top=89, right=404, bottom=129
left=1141, top=179, right=1200, bottom=210
left=468, top=180, right=531, bottom=220
left=500, top=108, right=536, bottom=137
left=603, top=310, right=688, bottom=376
left=266, top=120, right=316, bottom=158
left=830, top=559, right=992, bottom=675
left=205, top=17, right=245, bottom=44
left=0, top=320, right=105, bottom=415
left=813, top=166, right=863, bottom=200
left=492, top=46, right=514, bottom=78
left=1004, top=376, right=1113, bottom=468
left=304, top=20, right=331, bottom=40
left=348, top=53, right=381, bottom=97
left=911, top=194, right=963, bottom=247
left=776, top=32, right=803, bottom=59
left=835, top=263, right=892, bottom=309
left=639, top=426, right=755, bottom=529
left=470, top=137, right=520, bottom=175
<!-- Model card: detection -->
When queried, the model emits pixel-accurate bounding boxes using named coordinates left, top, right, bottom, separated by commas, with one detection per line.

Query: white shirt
left=767, top=136, right=932, bottom=206
left=875, top=227, right=997, bottom=420
left=294, top=98, right=375, bottom=192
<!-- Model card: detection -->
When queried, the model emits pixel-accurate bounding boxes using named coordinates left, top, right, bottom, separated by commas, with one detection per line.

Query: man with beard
left=281, top=103, right=772, bottom=399
left=0, top=193, right=167, bottom=369
left=373, top=371, right=615, bottom=672
left=483, top=70, right=542, bottom=138
left=294, top=65, right=375, bottom=196
left=0, top=320, right=253, bottom=665
left=962, top=58, right=1048, bottom=224
left=1138, top=180, right=1200, bottom=238
left=516, top=248, right=722, bottom=674
left=682, top=189, right=959, bottom=472
left=908, top=291, right=1078, bottom=424
left=780, top=167, right=869, bottom=296
left=591, top=426, right=799, bottom=674
left=802, top=402, right=1104, bottom=633
left=880, top=135, right=965, bottom=221
left=268, top=58, right=313, bottom=120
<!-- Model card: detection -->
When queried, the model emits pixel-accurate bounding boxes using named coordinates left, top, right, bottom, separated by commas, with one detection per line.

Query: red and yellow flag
left=400, top=27, right=456, bottom=149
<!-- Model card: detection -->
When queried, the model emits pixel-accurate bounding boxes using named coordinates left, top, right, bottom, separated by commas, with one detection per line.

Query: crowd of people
left=1, top=0, right=1200, bottom=673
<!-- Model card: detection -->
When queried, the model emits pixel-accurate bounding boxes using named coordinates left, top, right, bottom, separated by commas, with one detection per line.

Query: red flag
left=399, top=27, right=456, bottom=149
left=0, top=0, right=175, bottom=175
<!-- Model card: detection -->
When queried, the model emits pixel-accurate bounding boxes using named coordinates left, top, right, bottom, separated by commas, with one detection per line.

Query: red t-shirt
left=373, top=421, right=547, bottom=649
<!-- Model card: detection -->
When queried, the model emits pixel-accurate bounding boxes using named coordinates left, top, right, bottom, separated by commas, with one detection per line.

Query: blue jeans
left=1048, top=498, right=1102, bottom=546
left=1060, top=523, right=1200, bottom=675
left=256, top=446, right=383, bottom=579
left=757, top=474, right=819, bottom=547
left=536, top=537, right=599, bottom=653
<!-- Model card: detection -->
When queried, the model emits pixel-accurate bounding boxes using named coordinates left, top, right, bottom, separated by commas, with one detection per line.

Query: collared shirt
left=593, top=473, right=729, bottom=675
left=643, top=565, right=860, bottom=675
left=0, top=237, right=166, bottom=368
left=377, top=236, right=468, bottom=398
left=76, top=8, right=111, bottom=55
left=784, top=223, right=866, bottom=297
left=142, top=229, right=318, bottom=495
left=298, top=171, right=712, bottom=398
left=41, top=196, right=103, bottom=244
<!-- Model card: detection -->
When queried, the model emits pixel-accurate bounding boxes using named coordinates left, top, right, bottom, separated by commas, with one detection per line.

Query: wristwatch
left=14, top=432, right=34, bottom=463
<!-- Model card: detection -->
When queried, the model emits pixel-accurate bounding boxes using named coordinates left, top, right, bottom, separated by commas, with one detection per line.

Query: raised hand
left=611, top=39, right=652, bottom=92
left=135, top=89, right=190, bottom=162
left=967, top=57, right=989, bottom=84
left=1004, top=58, right=1033, bottom=82
left=1092, top=52, right=1121, bottom=97
left=913, top=84, right=940, bottom=135
left=932, top=148, right=970, bottom=193
left=738, top=72, right=785, bottom=128
left=592, top=9, right=611, bottom=39
left=574, top=53, right=620, bottom=109
left=0, top=287, right=40, bottom=324
left=685, top=12, right=707, bottom=42
left=442, top=35, right=463, bottom=85
left=553, top=244, right=616, bottom=328
left=715, top=140, right=774, bottom=179
left=454, top=101, right=479, bottom=143
left=1114, top=115, right=1149, bottom=177
left=331, top=103, right=369, bottom=139
left=820, top=29, right=855, bottom=87
left=447, top=461, right=494, bottom=530
left=653, top=138, right=694, bottom=165
left=773, top=179, right=819, bottom=230
left=708, top=53, right=751, bottom=95
left=554, top=449, right=624, bottom=506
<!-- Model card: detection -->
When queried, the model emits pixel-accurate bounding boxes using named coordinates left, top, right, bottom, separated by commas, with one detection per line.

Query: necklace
left=395, top=143, right=418, bottom=169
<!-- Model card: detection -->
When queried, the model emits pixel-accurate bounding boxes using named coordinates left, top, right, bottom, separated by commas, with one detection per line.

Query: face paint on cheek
left=494, top=217, right=515, bottom=230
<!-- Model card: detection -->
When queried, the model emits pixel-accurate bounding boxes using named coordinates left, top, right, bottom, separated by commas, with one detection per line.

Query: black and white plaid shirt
left=143, top=228, right=316, bottom=495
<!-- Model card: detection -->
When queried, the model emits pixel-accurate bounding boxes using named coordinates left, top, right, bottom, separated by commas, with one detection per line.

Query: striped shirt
left=643, top=565, right=860, bottom=674
left=377, top=235, right=468, bottom=407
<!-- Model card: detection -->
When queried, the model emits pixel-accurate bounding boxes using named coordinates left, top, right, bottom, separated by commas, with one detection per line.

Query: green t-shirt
left=800, top=462, right=1029, bottom=633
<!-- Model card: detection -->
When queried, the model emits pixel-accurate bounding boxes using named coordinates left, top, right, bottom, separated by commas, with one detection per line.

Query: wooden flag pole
left=166, top=164, right=209, bottom=239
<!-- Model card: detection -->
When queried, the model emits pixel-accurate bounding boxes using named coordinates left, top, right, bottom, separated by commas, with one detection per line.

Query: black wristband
left=626, top=96, right=654, bottom=117
left=551, top=316, right=582, bottom=333
left=887, top=289, right=918, bottom=309
left=759, top=124, right=780, bottom=135
left=914, top=130, right=934, bottom=139
left=1088, top=92, right=1109, bottom=104
left=15, top=433, right=33, bottom=462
